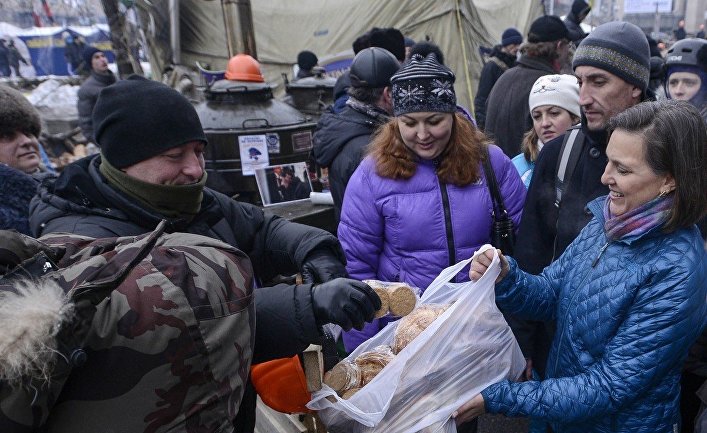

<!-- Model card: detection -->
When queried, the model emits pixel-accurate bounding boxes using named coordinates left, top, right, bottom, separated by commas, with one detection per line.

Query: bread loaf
left=393, top=304, right=450, bottom=354
left=362, top=280, right=418, bottom=318
left=387, top=284, right=417, bottom=316
left=354, top=345, right=395, bottom=387
left=323, top=360, right=359, bottom=394
left=341, top=387, right=360, bottom=399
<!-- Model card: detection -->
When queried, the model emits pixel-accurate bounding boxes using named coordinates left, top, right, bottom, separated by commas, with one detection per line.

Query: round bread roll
left=393, top=304, right=449, bottom=354
left=388, top=284, right=417, bottom=317
left=372, top=286, right=390, bottom=318
left=341, top=387, right=361, bottom=399
left=354, top=345, right=395, bottom=387
left=323, top=361, right=360, bottom=394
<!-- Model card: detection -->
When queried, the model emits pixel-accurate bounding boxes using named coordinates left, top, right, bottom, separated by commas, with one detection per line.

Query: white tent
left=138, top=0, right=542, bottom=110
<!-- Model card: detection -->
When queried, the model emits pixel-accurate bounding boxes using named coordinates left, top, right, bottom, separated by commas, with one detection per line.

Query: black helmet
left=349, top=47, right=400, bottom=88
left=665, top=38, right=707, bottom=73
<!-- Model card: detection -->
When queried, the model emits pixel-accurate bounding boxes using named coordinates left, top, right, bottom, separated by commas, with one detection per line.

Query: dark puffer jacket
left=483, top=196, right=707, bottom=433
left=29, top=154, right=341, bottom=364
left=77, top=71, right=116, bottom=142
left=312, top=104, right=387, bottom=222
left=484, top=55, right=556, bottom=157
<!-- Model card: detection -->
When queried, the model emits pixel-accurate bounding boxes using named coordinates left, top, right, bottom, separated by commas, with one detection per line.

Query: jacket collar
left=90, top=70, right=117, bottom=86
left=517, top=55, right=556, bottom=73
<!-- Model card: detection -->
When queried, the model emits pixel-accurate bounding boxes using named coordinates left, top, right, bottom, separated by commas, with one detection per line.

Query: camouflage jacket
left=0, top=222, right=255, bottom=432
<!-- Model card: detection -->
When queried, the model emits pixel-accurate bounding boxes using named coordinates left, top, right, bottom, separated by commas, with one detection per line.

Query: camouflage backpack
left=0, top=221, right=255, bottom=432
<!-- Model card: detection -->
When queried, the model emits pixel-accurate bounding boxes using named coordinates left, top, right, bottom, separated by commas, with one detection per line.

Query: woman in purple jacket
left=338, top=53, right=527, bottom=353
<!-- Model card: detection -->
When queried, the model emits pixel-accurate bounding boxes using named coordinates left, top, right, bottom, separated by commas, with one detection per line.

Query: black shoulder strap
left=481, top=148, right=507, bottom=219
left=554, top=126, right=584, bottom=208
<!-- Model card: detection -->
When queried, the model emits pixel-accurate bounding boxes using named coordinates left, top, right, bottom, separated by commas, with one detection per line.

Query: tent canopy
left=139, top=0, right=542, bottom=110
left=16, top=25, right=114, bottom=76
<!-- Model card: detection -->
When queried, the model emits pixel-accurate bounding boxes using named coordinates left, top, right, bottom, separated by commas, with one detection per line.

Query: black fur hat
left=0, top=86, right=41, bottom=138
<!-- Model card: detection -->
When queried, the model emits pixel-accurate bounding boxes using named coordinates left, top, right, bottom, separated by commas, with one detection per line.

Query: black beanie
left=527, top=15, right=569, bottom=43
left=93, top=76, right=208, bottom=169
left=82, top=46, right=101, bottom=69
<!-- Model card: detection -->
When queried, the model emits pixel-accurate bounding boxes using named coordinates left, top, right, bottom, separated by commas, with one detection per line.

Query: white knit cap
left=528, top=74, right=581, bottom=118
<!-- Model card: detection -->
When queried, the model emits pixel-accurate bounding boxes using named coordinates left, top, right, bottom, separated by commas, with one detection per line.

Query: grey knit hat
left=390, top=53, right=456, bottom=116
left=572, top=21, right=650, bottom=91
left=0, top=86, right=41, bottom=138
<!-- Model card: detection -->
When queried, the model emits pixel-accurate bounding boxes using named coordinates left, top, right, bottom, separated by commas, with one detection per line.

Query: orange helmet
left=225, top=53, right=265, bottom=82
left=250, top=355, right=312, bottom=414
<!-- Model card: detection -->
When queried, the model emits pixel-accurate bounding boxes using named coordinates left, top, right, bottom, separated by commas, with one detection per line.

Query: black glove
left=301, top=249, right=348, bottom=284
left=311, top=278, right=381, bottom=331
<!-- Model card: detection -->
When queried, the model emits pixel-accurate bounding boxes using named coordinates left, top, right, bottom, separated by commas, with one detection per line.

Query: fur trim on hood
left=0, top=278, right=74, bottom=387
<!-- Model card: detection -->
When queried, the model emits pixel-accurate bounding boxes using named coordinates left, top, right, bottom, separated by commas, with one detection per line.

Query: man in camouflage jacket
left=0, top=223, right=256, bottom=432
left=27, top=77, right=381, bottom=432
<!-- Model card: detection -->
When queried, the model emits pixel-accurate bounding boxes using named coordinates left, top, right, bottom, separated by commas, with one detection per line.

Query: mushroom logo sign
left=238, top=134, right=269, bottom=175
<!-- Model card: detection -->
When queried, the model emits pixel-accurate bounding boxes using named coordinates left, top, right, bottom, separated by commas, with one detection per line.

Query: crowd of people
left=1, top=3, right=706, bottom=433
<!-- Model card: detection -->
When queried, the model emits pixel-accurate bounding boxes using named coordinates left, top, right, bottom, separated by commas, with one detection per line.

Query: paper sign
left=239, top=135, right=270, bottom=176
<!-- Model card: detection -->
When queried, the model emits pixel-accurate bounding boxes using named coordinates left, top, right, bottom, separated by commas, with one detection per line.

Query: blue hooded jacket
left=482, top=196, right=707, bottom=432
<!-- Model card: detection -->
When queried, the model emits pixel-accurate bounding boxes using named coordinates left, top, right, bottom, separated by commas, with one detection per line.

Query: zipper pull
left=591, top=242, right=609, bottom=267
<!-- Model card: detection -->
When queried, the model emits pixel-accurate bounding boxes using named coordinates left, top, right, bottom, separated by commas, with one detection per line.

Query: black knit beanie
left=93, top=76, right=208, bottom=169
left=82, top=46, right=101, bottom=70
left=573, top=21, right=650, bottom=91
left=0, top=85, right=41, bottom=138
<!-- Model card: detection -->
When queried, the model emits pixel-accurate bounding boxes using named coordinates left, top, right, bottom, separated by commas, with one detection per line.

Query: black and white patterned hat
left=390, top=53, right=456, bottom=116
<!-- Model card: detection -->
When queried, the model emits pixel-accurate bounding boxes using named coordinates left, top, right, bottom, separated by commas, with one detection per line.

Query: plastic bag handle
left=422, top=245, right=497, bottom=302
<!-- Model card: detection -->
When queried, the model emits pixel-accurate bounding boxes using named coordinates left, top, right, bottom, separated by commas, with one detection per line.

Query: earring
left=658, top=189, right=669, bottom=198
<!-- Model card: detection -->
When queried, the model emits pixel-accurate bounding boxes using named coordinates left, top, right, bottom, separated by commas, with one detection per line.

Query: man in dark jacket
left=485, top=15, right=571, bottom=157
left=63, top=33, right=85, bottom=75
left=312, top=47, right=399, bottom=222
left=512, top=21, right=651, bottom=378
left=7, top=40, right=28, bottom=78
left=77, top=46, right=116, bottom=144
left=30, top=76, right=381, bottom=433
left=674, top=19, right=687, bottom=41
left=474, top=28, right=522, bottom=130
left=278, top=165, right=311, bottom=201
left=0, top=39, right=11, bottom=77
left=564, top=0, right=591, bottom=45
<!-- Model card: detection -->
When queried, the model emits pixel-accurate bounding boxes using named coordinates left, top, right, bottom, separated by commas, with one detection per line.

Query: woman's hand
left=469, top=248, right=509, bottom=283
left=453, top=394, right=486, bottom=425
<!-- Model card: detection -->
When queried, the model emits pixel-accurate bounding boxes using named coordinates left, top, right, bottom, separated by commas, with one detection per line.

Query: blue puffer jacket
left=482, top=196, right=707, bottom=433
left=338, top=144, right=527, bottom=351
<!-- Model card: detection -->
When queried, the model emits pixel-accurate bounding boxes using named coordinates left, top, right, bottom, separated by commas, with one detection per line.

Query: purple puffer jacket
left=338, top=144, right=527, bottom=351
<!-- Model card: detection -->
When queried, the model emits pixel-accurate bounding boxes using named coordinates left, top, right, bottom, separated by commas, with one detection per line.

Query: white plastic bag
left=307, top=245, right=525, bottom=433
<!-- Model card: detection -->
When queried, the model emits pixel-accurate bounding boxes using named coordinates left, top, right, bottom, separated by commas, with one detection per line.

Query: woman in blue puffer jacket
left=337, top=53, right=527, bottom=352
left=455, top=100, right=707, bottom=432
